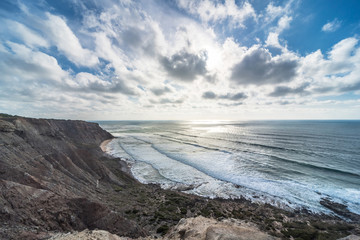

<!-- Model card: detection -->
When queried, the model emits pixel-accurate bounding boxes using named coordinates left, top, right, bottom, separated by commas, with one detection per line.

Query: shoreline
left=99, top=138, right=360, bottom=223
left=99, top=150, right=360, bottom=239
left=98, top=138, right=360, bottom=238
left=100, top=138, right=113, bottom=152
left=100, top=137, right=135, bottom=177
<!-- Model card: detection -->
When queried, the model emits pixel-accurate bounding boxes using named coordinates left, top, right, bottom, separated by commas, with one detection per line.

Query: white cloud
left=262, top=1, right=294, bottom=50
left=0, top=42, right=73, bottom=109
left=2, top=20, right=49, bottom=48
left=0, top=42, right=68, bottom=83
left=1, top=0, right=359, bottom=120
left=265, top=3, right=285, bottom=21
left=322, top=19, right=341, bottom=32
left=265, top=14, right=292, bottom=49
left=176, top=0, right=256, bottom=28
left=71, top=72, right=137, bottom=95
left=41, top=13, right=99, bottom=67
left=93, top=32, right=129, bottom=73
left=263, top=1, right=294, bottom=23
left=300, top=37, right=360, bottom=94
left=277, top=15, right=292, bottom=33
left=265, top=32, right=281, bottom=48
left=328, top=37, right=358, bottom=62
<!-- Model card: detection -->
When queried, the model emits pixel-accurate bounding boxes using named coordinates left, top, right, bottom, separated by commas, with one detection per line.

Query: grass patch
left=0, top=113, right=14, bottom=118
left=112, top=184, right=123, bottom=192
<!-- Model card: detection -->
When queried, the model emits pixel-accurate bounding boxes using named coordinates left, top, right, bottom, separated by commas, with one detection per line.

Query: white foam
left=105, top=129, right=360, bottom=216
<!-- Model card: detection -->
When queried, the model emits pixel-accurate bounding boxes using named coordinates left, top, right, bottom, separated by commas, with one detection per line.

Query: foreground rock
left=164, top=216, right=277, bottom=240
left=49, top=217, right=277, bottom=240
left=49, top=229, right=125, bottom=240
left=338, top=235, right=360, bottom=240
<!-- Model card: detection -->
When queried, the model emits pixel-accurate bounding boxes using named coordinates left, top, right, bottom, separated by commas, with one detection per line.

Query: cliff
left=0, top=116, right=144, bottom=239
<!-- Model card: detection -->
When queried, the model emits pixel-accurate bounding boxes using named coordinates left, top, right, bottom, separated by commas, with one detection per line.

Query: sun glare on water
left=189, top=120, right=230, bottom=125
left=189, top=120, right=232, bottom=133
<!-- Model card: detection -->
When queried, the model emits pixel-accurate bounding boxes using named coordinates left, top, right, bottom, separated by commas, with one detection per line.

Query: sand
left=100, top=139, right=113, bottom=152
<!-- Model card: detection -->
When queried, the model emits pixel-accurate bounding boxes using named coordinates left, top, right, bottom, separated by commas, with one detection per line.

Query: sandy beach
left=100, top=139, right=113, bottom=152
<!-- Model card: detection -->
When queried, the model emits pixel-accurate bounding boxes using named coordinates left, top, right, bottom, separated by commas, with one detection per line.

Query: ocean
left=97, top=120, right=360, bottom=216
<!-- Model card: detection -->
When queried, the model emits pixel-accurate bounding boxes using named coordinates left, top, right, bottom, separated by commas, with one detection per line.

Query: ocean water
left=98, top=120, right=360, bottom=216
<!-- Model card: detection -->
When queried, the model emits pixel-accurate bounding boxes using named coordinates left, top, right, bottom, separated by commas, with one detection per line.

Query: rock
left=164, top=216, right=278, bottom=240
left=0, top=120, right=15, bottom=132
left=337, top=235, right=360, bottom=240
left=320, top=198, right=360, bottom=221
left=67, top=198, right=146, bottom=237
left=49, top=229, right=125, bottom=240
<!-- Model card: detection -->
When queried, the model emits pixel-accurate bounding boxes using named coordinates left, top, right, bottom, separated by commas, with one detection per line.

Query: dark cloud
left=202, top=91, right=247, bottom=101
left=269, top=83, right=309, bottom=97
left=313, top=81, right=360, bottom=94
left=120, top=26, right=158, bottom=56
left=219, top=92, right=247, bottom=101
left=279, top=100, right=291, bottom=105
left=231, top=48, right=298, bottom=85
left=339, top=81, right=360, bottom=92
left=313, top=87, right=334, bottom=93
left=218, top=102, right=243, bottom=107
left=202, top=91, right=217, bottom=99
left=161, top=50, right=207, bottom=82
left=87, top=79, right=136, bottom=95
left=205, top=73, right=218, bottom=83
left=149, top=98, right=184, bottom=104
left=122, top=27, right=143, bottom=48
left=150, top=86, right=172, bottom=96
left=67, top=77, right=137, bottom=96
left=143, top=104, right=154, bottom=108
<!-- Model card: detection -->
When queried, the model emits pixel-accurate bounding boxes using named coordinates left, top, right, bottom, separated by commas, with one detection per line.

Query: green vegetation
left=0, top=113, right=14, bottom=118
left=111, top=184, right=123, bottom=192
left=280, top=221, right=353, bottom=240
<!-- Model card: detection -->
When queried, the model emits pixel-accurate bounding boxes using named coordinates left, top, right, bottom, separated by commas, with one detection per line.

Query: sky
left=1, top=0, right=360, bottom=120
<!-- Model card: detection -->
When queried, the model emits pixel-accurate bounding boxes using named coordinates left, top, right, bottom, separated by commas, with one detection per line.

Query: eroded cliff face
left=0, top=116, right=145, bottom=239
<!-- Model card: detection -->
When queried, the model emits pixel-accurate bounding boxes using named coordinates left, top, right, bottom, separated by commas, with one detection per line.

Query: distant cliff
left=0, top=115, right=145, bottom=239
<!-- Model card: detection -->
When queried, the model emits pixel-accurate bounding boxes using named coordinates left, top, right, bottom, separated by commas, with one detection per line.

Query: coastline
left=98, top=136, right=360, bottom=239
left=1, top=115, right=359, bottom=239
left=99, top=136, right=360, bottom=220
left=100, top=139, right=113, bottom=152
left=100, top=138, right=134, bottom=177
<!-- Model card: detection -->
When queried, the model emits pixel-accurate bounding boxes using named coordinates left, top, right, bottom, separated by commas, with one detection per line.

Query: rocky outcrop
left=164, top=216, right=278, bottom=240
left=0, top=116, right=145, bottom=239
left=49, top=229, right=126, bottom=240
left=320, top=198, right=360, bottom=222
left=48, top=216, right=279, bottom=240
left=337, top=235, right=360, bottom=240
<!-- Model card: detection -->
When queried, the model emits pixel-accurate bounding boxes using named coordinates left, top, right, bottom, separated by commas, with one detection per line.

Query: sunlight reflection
left=189, top=120, right=230, bottom=125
